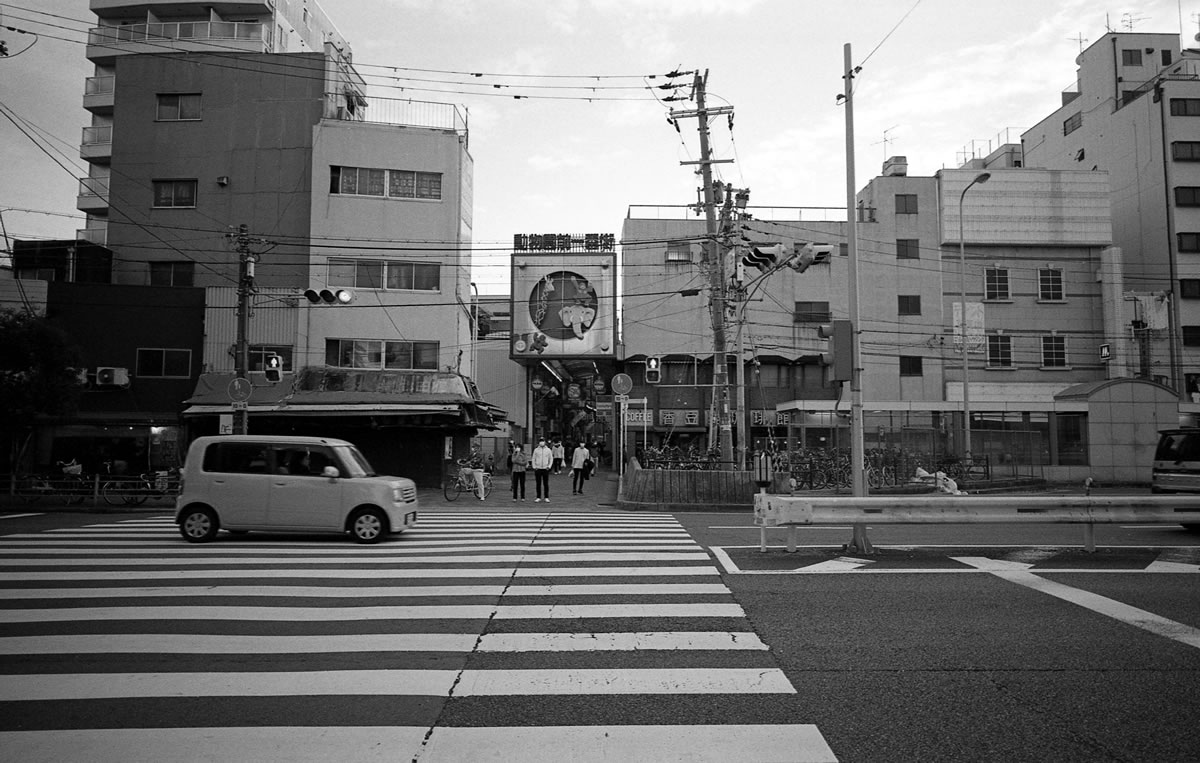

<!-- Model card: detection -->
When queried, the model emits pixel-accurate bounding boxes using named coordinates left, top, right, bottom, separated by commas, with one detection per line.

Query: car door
left=267, top=445, right=344, bottom=530
left=202, top=442, right=271, bottom=527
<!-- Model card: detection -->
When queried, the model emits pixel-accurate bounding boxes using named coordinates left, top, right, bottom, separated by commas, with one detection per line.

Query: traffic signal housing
left=304, top=287, right=354, bottom=304
left=818, top=320, right=853, bottom=383
left=742, top=243, right=783, bottom=273
left=264, top=353, right=283, bottom=383
left=645, top=356, right=662, bottom=384
left=790, top=243, right=836, bottom=273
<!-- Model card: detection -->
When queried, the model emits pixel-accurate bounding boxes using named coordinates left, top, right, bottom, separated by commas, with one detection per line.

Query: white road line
left=957, top=559, right=1200, bottom=650
left=475, top=631, right=767, bottom=652
left=452, top=668, right=794, bottom=696
left=0, top=727, right=430, bottom=763
left=0, top=566, right=721, bottom=581
left=0, top=513, right=41, bottom=520
left=0, top=551, right=713, bottom=566
left=4, top=602, right=745, bottom=623
left=0, top=543, right=702, bottom=555
left=0, top=670, right=460, bottom=701
left=419, top=725, right=836, bottom=763
left=0, top=583, right=732, bottom=599
left=0, top=633, right=480, bottom=654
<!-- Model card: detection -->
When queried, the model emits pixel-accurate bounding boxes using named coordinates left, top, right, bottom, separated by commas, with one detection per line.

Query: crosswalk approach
left=0, top=511, right=837, bottom=762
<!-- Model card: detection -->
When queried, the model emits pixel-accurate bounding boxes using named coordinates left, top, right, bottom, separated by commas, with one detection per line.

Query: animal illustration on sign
left=528, top=271, right=598, bottom=341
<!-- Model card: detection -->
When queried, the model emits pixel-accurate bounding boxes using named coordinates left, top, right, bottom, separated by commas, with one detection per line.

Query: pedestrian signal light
left=817, top=320, right=853, bottom=383
left=645, top=356, right=662, bottom=384
left=264, top=353, right=283, bottom=383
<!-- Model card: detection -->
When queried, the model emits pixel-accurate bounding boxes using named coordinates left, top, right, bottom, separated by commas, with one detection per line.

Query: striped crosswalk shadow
left=0, top=511, right=837, bottom=761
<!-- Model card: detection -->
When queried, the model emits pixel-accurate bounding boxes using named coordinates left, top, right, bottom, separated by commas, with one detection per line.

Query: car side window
left=275, top=446, right=334, bottom=476
left=203, top=443, right=271, bottom=473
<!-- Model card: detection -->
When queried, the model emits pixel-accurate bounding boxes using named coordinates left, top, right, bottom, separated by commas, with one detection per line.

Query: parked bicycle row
left=5, top=466, right=181, bottom=506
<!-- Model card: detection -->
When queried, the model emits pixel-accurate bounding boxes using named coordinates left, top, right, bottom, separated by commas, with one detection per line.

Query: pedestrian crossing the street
left=0, top=512, right=837, bottom=762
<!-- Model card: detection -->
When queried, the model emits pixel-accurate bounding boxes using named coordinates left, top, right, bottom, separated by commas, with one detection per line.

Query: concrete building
left=1022, top=32, right=1200, bottom=411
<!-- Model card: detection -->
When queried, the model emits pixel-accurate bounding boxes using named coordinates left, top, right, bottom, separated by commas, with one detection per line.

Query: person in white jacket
left=531, top=438, right=554, bottom=502
left=570, top=441, right=591, bottom=494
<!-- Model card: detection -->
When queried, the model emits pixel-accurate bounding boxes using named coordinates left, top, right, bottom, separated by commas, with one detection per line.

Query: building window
left=249, top=345, right=293, bottom=371
left=897, top=295, right=921, bottom=316
left=1041, top=335, right=1067, bottom=367
left=1184, top=326, right=1200, bottom=347
left=894, top=194, right=918, bottom=214
left=1038, top=268, right=1064, bottom=301
left=330, top=166, right=442, bottom=200
left=149, top=261, right=194, bottom=287
left=987, top=335, right=1013, bottom=368
left=1121, top=49, right=1143, bottom=66
left=665, top=241, right=693, bottom=262
left=1182, top=279, right=1200, bottom=299
left=1178, top=233, right=1200, bottom=252
left=1163, top=50, right=1174, bottom=66
left=794, top=301, right=831, bottom=323
left=899, top=355, right=923, bottom=376
left=135, top=348, right=191, bottom=378
left=156, top=93, right=201, bottom=121
left=152, top=179, right=197, bottom=208
left=1176, top=187, right=1200, bottom=207
left=896, top=238, right=919, bottom=259
left=1173, top=142, right=1200, bottom=161
left=1063, top=112, right=1082, bottom=135
left=985, top=268, right=1010, bottom=300
left=1170, top=98, right=1200, bottom=116
left=1056, top=413, right=1088, bottom=465
left=325, top=339, right=439, bottom=370
left=327, top=258, right=440, bottom=291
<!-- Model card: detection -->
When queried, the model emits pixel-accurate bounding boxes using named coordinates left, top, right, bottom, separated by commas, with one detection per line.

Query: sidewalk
left=420, top=468, right=621, bottom=512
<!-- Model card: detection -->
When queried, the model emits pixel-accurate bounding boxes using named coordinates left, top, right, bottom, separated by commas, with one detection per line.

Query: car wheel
left=350, top=508, right=388, bottom=544
left=179, top=507, right=219, bottom=543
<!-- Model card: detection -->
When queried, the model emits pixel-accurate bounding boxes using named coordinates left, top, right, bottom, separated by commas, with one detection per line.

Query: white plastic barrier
left=753, top=493, right=1200, bottom=553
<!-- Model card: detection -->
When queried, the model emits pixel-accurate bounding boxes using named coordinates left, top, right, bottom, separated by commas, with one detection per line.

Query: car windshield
left=333, top=445, right=376, bottom=477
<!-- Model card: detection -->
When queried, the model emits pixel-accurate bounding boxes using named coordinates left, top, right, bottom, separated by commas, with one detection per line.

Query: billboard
left=510, top=236, right=616, bottom=360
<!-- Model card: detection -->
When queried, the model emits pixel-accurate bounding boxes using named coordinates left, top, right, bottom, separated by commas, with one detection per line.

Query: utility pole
left=228, top=224, right=269, bottom=435
left=673, top=71, right=736, bottom=467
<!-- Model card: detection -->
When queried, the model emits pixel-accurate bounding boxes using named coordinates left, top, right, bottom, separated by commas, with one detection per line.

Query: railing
left=78, top=177, right=110, bottom=198
left=76, top=228, right=107, bottom=246
left=88, top=21, right=268, bottom=47
left=323, top=93, right=468, bottom=135
left=85, top=76, right=114, bottom=96
left=81, top=125, right=112, bottom=146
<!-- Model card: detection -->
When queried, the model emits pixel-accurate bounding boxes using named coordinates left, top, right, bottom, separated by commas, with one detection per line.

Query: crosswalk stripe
left=3, top=602, right=746, bottom=623
left=0, top=541, right=700, bottom=553
left=0, top=631, right=766, bottom=655
left=1, top=583, right=732, bottom=599
left=451, top=668, right=795, bottom=695
left=0, top=551, right=712, bottom=566
left=0, top=566, right=722, bottom=581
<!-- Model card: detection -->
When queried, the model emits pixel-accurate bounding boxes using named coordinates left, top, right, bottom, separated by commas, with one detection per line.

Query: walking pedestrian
left=551, top=440, right=565, bottom=475
left=510, top=444, right=528, bottom=501
left=571, top=441, right=590, bottom=495
left=531, top=438, right=553, bottom=502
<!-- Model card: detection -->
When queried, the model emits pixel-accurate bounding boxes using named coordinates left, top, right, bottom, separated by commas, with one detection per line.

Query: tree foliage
left=0, top=308, right=84, bottom=436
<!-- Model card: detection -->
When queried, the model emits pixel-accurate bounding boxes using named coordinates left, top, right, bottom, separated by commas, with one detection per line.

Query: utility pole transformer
left=229, top=224, right=268, bottom=435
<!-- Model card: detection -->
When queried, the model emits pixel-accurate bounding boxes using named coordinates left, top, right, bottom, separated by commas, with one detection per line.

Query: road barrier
left=754, top=494, right=1200, bottom=553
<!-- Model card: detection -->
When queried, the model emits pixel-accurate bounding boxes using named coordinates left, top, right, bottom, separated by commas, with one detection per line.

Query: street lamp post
left=958, top=171, right=990, bottom=461
left=469, top=281, right=479, bottom=378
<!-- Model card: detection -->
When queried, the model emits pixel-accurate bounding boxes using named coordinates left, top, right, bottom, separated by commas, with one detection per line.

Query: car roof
left=191, top=435, right=353, bottom=447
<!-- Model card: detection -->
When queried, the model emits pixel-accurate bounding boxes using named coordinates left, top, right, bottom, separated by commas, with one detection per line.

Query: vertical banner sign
left=952, top=302, right=986, bottom=352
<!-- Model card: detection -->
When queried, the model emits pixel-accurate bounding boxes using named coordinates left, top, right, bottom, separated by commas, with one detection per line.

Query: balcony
left=83, top=76, right=115, bottom=114
left=77, top=227, right=108, bottom=247
left=77, top=177, right=110, bottom=213
left=80, top=125, right=112, bottom=163
left=86, top=21, right=269, bottom=63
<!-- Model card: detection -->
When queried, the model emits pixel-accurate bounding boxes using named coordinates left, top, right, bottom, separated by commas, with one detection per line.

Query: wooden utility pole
left=228, top=224, right=268, bottom=435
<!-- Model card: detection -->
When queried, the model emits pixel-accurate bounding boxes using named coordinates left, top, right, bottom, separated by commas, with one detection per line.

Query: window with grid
left=1176, top=187, right=1200, bottom=207
left=987, top=335, right=1013, bottom=368
left=985, top=268, right=1010, bottom=300
left=894, top=194, right=918, bottom=214
left=325, top=339, right=439, bottom=369
left=665, top=241, right=693, bottom=262
left=330, top=166, right=442, bottom=200
left=896, top=239, right=919, bottom=259
left=327, top=258, right=440, bottom=291
left=149, top=261, right=194, bottom=287
left=152, top=180, right=197, bottom=208
left=1170, top=98, right=1200, bottom=116
left=1038, top=268, right=1064, bottom=301
left=1182, top=279, right=1200, bottom=299
left=1041, top=335, right=1067, bottom=367
left=899, top=355, right=923, bottom=376
left=1121, top=49, right=1143, bottom=66
left=1173, top=142, right=1200, bottom=161
left=794, top=301, right=831, bottom=323
left=135, top=348, right=191, bottom=378
left=156, top=93, right=201, bottom=121
left=897, top=295, right=921, bottom=316
left=1178, top=233, right=1200, bottom=252
left=1063, top=113, right=1082, bottom=135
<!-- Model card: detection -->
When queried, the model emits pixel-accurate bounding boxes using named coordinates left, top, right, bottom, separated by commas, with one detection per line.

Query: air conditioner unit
left=95, top=367, right=131, bottom=387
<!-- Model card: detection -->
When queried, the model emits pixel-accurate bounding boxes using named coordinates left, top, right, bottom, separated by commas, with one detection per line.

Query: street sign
left=227, top=377, right=252, bottom=402
left=1099, top=343, right=1111, bottom=361
left=614, top=394, right=628, bottom=402
left=530, top=377, right=544, bottom=391
left=611, top=373, right=633, bottom=395
left=231, top=400, right=248, bottom=411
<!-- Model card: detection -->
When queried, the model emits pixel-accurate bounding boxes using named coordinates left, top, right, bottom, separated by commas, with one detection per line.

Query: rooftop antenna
left=872, top=125, right=899, bottom=161
left=1069, top=33, right=1088, bottom=52
left=1121, top=12, right=1149, bottom=32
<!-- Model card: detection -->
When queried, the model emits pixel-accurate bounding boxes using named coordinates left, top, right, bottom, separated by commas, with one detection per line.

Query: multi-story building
left=19, top=0, right=505, bottom=484
left=1022, top=32, right=1200, bottom=410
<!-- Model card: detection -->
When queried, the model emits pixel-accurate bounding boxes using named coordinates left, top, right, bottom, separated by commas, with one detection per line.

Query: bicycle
left=443, top=464, right=493, bottom=501
left=15, top=461, right=87, bottom=505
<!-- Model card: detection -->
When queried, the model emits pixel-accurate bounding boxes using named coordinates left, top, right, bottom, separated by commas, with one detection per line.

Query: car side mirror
left=322, top=465, right=340, bottom=479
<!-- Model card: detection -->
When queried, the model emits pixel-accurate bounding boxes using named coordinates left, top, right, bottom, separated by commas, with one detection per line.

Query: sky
left=3, top=0, right=1200, bottom=293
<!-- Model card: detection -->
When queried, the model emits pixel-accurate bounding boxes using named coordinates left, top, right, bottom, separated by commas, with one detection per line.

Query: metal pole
left=958, top=172, right=990, bottom=461
left=232, top=224, right=252, bottom=436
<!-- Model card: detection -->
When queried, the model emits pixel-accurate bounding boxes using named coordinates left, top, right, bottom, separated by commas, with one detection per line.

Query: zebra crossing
left=0, top=511, right=837, bottom=762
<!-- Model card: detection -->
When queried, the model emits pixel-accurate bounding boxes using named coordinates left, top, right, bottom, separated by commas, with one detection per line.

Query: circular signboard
left=593, top=378, right=607, bottom=394
left=530, top=377, right=545, bottom=391
left=227, top=377, right=253, bottom=402
left=611, top=373, right=633, bottom=396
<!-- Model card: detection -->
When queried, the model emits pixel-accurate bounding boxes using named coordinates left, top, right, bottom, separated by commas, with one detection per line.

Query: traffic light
left=264, top=354, right=283, bottom=383
left=818, top=320, right=853, bottom=383
left=742, top=243, right=783, bottom=273
left=645, top=356, right=662, bottom=384
left=303, top=287, right=354, bottom=304
left=789, top=243, right=836, bottom=273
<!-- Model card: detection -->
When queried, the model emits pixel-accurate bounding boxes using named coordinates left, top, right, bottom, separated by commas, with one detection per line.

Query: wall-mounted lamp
left=217, top=176, right=230, bottom=186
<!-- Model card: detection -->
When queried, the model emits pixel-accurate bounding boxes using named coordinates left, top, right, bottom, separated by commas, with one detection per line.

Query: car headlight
left=392, top=486, right=405, bottom=502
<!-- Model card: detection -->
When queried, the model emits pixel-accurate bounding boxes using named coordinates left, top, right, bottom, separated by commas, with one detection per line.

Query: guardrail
left=753, top=494, right=1200, bottom=553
